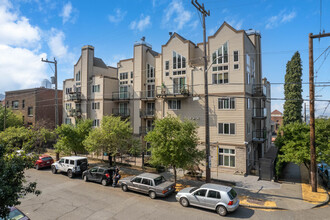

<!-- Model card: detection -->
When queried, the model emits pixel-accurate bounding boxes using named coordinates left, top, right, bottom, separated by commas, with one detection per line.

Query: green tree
left=283, top=51, right=303, bottom=125
left=145, top=116, right=204, bottom=183
left=276, top=119, right=330, bottom=171
left=25, top=127, right=56, bottom=154
left=83, top=116, right=137, bottom=165
left=0, top=127, right=30, bottom=152
left=0, top=106, right=23, bottom=132
left=55, top=119, right=92, bottom=155
left=0, top=146, right=41, bottom=218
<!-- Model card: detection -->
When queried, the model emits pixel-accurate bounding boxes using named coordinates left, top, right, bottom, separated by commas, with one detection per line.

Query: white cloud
left=108, top=54, right=129, bottom=67
left=266, top=10, right=297, bottom=29
left=0, top=0, right=40, bottom=47
left=130, top=15, right=151, bottom=32
left=108, top=8, right=127, bottom=24
left=162, top=0, right=192, bottom=31
left=0, top=44, right=47, bottom=93
left=226, top=18, right=243, bottom=30
left=60, top=2, right=72, bottom=24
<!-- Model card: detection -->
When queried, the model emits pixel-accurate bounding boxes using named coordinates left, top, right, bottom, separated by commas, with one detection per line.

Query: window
left=119, top=72, right=128, bottom=80
left=212, top=73, right=228, bottom=84
left=65, top=118, right=71, bottom=124
left=233, top=51, right=239, bottom=62
left=66, top=88, right=72, bottom=94
left=76, top=71, right=81, bottom=81
left=168, top=100, right=181, bottom=110
left=212, top=42, right=228, bottom=64
left=131, top=72, right=133, bottom=78
left=90, top=167, right=98, bottom=172
left=207, top=190, right=221, bottom=199
left=132, top=177, right=142, bottom=183
left=12, top=101, right=19, bottom=109
left=70, top=160, right=74, bottom=165
left=218, top=148, right=236, bottom=167
left=92, top=102, right=100, bottom=110
left=28, top=107, right=33, bottom=116
left=142, top=178, right=152, bottom=186
left=165, top=72, right=169, bottom=76
left=65, top=103, right=72, bottom=110
left=246, top=54, right=251, bottom=84
left=65, top=159, right=69, bottom=164
left=173, top=77, right=186, bottom=93
left=93, top=119, right=100, bottom=127
left=147, top=64, right=155, bottom=79
left=98, top=168, right=105, bottom=173
left=218, top=98, right=235, bottom=109
left=22, top=100, right=25, bottom=109
left=165, top=61, right=169, bottom=70
left=234, top=64, right=239, bottom=69
left=194, top=189, right=207, bottom=197
left=172, top=51, right=186, bottom=69
left=247, top=98, right=251, bottom=109
left=92, top=85, right=100, bottom=93
left=218, top=123, right=235, bottom=135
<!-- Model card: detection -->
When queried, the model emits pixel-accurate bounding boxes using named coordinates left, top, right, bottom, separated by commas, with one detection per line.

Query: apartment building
left=5, top=88, right=63, bottom=129
left=63, top=22, right=272, bottom=178
left=63, top=45, right=118, bottom=126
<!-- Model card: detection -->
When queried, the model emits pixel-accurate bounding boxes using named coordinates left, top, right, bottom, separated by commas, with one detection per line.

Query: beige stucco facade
left=62, top=22, right=272, bottom=178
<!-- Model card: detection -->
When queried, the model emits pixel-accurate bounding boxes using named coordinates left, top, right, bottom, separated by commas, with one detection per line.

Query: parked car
left=317, top=162, right=328, bottom=175
left=51, top=156, right=88, bottom=178
left=321, top=168, right=330, bottom=188
left=82, top=166, right=115, bottom=186
left=175, top=183, right=239, bottom=216
left=0, top=207, right=29, bottom=220
left=119, top=173, right=175, bottom=199
left=35, top=155, right=54, bottom=170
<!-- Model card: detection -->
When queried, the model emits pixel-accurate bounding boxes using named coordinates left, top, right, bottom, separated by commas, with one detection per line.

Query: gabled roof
left=147, top=48, right=159, bottom=57
left=93, top=57, right=107, bottom=68
left=271, top=110, right=282, bottom=115
left=162, top=32, right=195, bottom=48
left=209, top=21, right=243, bottom=39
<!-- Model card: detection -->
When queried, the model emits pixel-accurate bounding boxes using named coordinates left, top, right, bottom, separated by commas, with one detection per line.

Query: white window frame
left=212, top=72, right=229, bottom=84
left=218, top=123, right=236, bottom=135
left=93, top=119, right=100, bottom=127
left=172, top=51, right=186, bottom=70
left=65, top=103, right=72, bottom=110
left=92, top=102, right=100, bottom=110
left=218, top=97, right=235, bottom=110
left=218, top=147, right=236, bottom=167
left=168, top=100, right=181, bottom=110
left=92, top=85, right=100, bottom=93
left=76, top=71, right=81, bottom=81
left=65, top=118, right=72, bottom=124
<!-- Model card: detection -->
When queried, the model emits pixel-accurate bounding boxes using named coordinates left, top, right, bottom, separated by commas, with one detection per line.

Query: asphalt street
left=18, top=169, right=330, bottom=220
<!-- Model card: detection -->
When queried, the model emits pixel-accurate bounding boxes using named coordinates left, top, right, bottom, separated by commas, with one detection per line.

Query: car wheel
left=122, top=184, right=128, bottom=192
left=216, top=205, right=227, bottom=216
left=83, top=175, right=88, bottom=182
left=36, top=164, right=40, bottom=170
left=51, top=166, right=57, bottom=174
left=67, top=170, right=73, bottom=178
left=180, top=198, right=189, bottom=207
left=149, top=191, right=156, bottom=199
left=101, top=179, right=108, bottom=186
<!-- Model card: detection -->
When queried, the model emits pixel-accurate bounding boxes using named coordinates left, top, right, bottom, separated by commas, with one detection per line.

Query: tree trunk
left=174, top=165, right=177, bottom=183
left=114, top=155, right=116, bottom=165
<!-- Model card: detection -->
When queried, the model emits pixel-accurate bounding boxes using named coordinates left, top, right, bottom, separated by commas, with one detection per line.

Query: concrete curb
left=239, top=204, right=287, bottom=210
left=312, top=188, right=329, bottom=208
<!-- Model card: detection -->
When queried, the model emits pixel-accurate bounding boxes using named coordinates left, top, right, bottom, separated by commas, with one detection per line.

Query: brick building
left=5, top=88, right=63, bottom=129
left=271, top=110, right=283, bottom=134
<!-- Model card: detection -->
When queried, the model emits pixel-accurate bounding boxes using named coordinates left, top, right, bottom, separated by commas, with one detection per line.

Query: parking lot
left=18, top=168, right=329, bottom=220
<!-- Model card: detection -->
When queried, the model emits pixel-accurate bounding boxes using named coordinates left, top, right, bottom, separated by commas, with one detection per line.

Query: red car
left=35, top=155, right=54, bottom=170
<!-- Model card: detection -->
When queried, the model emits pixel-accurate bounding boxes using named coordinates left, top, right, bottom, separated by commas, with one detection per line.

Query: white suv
left=51, top=156, right=88, bottom=178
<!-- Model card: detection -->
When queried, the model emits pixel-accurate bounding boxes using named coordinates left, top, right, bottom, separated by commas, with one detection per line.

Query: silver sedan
left=175, top=183, right=239, bottom=216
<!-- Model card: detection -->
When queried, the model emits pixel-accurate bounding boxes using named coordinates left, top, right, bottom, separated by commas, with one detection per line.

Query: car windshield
left=189, top=187, right=198, bottom=193
left=42, top=157, right=52, bottom=161
left=0, top=209, right=24, bottom=220
left=153, top=176, right=166, bottom=185
left=77, top=159, right=87, bottom=165
left=227, top=189, right=237, bottom=200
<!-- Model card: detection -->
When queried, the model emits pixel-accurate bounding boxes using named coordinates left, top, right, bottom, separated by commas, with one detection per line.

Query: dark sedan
left=119, top=173, right=175, bottom=199
left=82, top=166, right=115, bottom=186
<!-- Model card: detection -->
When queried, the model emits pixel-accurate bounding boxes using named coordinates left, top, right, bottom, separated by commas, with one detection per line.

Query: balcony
left=68, top=92, right=81, bottom=102
left=252, top=129, right=267, bottom=143
left=67, top=108, right=81, bottom=118
left=156, top=84, right=190, bottom=98
left=140, top=90, right=156, bottom=100
left=140, top=109, right=155, bottom=118
left=253, top=108, right=267, bottom=119
left=139, top=126, right=154, bottom=135
left=112, top=92, right=130, bottom=101
left=112, top=108, right=130, bottom=118
left=252, top=84, right=267, bottom=97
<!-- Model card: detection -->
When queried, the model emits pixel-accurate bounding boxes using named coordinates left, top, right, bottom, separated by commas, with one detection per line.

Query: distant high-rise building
left=41, top=79, right=52, bottom=89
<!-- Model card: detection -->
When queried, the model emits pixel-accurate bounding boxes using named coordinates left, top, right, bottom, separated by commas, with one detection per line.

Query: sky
left=0, top=0, right=329, bottom=117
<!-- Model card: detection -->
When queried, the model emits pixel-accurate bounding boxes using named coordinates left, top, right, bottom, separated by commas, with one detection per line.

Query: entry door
left=173, top=77, right=185, bottom=94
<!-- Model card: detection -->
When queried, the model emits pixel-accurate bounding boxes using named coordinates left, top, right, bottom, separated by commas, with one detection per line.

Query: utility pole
left=42, top=57, right=59, bottom=161
left=304, top=102, right=306, bottom=123
left=308, top=32, right=330, bottom=192
left=3, top=102, right=6, bottom=131
left=192, top=0, right=211, bottom=183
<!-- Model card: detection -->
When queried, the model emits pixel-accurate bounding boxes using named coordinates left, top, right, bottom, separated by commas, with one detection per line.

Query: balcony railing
left=67, top=108, right=81, bottom=117
left=112, top=92, right=130, bottom=101
left=156, top=84, right=190, bottom=98
left=253, top=108, right=267, bottom=119
left=252, top=129, right=267, bottom=142
left=68, top=92, right=81, bottom=102
left=140, top=90, right=156, bottom=99
left=252, top=84, right=267, bottom=97
left=140, top=109, right=155, bottom=118
left=139, top=126, right=154, bottom=135
left=112, top=108, right=130, bottom=118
